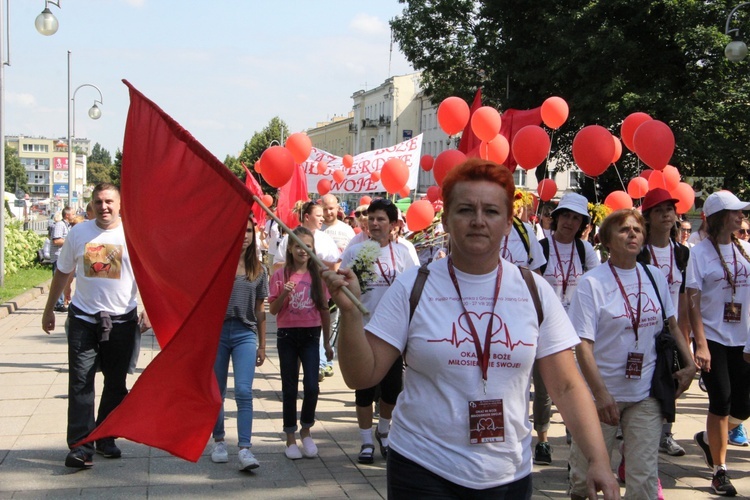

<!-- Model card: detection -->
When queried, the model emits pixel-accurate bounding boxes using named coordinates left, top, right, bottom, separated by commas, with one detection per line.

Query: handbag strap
left=639, top=262, right=667, bottom=325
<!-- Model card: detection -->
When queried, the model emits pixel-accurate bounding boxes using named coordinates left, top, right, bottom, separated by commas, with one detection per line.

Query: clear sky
left=6, top=1, right=414, bottom=160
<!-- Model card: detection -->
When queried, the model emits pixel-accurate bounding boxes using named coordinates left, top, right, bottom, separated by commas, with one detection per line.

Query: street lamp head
left=88, top=103, right=102, bottom=120
left=35, top=8, right=59, bottom=36
left=725, top=39, right=748, bottom=62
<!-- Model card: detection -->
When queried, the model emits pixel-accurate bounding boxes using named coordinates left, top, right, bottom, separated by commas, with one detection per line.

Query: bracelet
left=258, top=346, right=266, bottom=349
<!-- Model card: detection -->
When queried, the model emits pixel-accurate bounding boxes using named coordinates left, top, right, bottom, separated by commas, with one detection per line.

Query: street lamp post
left=67, top=50, right=102, bottom=209
left=0, top=1, right=60, bottom=287
left=725, top=2, right=750, bottom=62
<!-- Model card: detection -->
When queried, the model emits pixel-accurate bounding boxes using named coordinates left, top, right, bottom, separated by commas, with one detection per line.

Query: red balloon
left=359, top=196, right=372, bottom=205
left=261, top=194, right=273, bottom=207
left=260, top=146, right=295, bottom=188
left=437, top=96, right=470, bottom=135
left=316, top=160, right=327, bottom=175
left=620, top=112, right=652, bottom=152
left=317, top=179, right=331, bottom=196
left=398, top=186, right=411, bottom=198
left=633, top=120, right=674, bottom=171
left=662, top=165, right=680, bottom=191
left=470, top=106, right=502, bottom=142
left=536, top=179, right=558, bottom=202
left=381, top=158, right=409, bottom=194
left=426, top=185, right=441, bottom=202
left=342, top=154, right=354, bottom=168
left=672, top=182, right=695, bottom=214
left=479, top=135, right=510, bottom=164
left=433, top=149, right=467, bottom=186
left=647, top=170, right=667, bottom=191
left=511, top=126, right=550, bottom=171
left=612, top=135, right=623, bottom=163
left=285, top=133, right=312, bottom=164
left=541, top=96, right=569, bottom=129
left=370, top=171, right=381, bottom=182
left=406, top=200, right=436, bottom=232
left=332, top=169, right=346, bottom=183
left=627, top=177, right=649, bottom=199
left=254, top=160, right=262, bottom=173
left=420, top=155, right=434, bottom=171
left=640, top=169, right=654, bottom=180
left=572, top=125, right=615, bottom=177
left=604, top=190, right=633, bottom=211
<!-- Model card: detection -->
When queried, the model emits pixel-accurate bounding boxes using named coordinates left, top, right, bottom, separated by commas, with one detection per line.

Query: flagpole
left=251, top=195, right=369, bottom=316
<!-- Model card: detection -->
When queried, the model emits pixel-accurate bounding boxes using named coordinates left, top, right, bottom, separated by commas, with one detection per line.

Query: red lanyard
left=712, top=242, right=739, bottom=303
left=608, top=262, right=642, bottom=343
left=375, top=242, right=396, bottom=286
left=552, top=238, right=576, bottom=296
left=447, top=257, right=503, bottom=393
left=648, top=243, right=673, bottom=285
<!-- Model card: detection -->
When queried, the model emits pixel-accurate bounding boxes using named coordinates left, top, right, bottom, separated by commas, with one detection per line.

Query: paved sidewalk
left=0, top=288, right=748, bottom=498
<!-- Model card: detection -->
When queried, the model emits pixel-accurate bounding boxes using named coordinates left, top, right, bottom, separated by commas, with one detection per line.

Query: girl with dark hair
left=210, top=216, right=268, bottom=471
left=269, top=226, right=332, bottom=460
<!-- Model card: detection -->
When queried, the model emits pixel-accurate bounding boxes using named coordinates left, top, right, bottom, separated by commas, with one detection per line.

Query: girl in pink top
left=269, top=227, right=332, bottom=460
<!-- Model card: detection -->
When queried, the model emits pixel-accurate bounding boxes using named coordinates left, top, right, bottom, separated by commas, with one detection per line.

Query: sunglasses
left=355, top=211, right=366, bottom=218
left=680, top=227, right=691, bottom=232
left=739, top=229, right=749, bottom=235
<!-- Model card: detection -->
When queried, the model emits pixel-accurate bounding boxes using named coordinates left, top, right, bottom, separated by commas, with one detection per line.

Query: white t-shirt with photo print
left=365, top=258, right=579, bottom=489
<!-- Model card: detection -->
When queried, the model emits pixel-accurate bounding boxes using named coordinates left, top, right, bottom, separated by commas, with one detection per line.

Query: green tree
left=87, top=162, right=113, bottom=185
left=110, top=149, right=123, bottom=187
left=391, top=0, right=750, bottom=197
left=5, top=147, right=28, bottom=193
left=88, top=143, right=112, bottom=166
left=233, top=116, right=291, bottom=193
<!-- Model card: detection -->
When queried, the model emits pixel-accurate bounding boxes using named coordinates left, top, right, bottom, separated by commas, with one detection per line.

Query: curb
left=0, top=279, right=51, bottom=320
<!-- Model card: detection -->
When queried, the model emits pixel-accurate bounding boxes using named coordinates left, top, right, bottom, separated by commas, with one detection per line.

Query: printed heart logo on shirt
left=457, top=311, right=503, bottom=346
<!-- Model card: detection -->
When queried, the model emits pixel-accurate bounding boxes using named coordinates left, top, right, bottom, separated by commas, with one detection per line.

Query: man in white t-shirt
left=340, top=198, right=418, bottom=464
left=500, top=212, right=546, bottom=271
left=42, top=183, right=140, bottom=469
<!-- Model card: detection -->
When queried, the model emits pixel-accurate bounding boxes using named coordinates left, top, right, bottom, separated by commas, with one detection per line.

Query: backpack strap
left=673, top=241, right=689, bottom=294
left=409, top=263, right=431, bottom=322
left=512, top=217, right=531, bottom=263
left=539, top=238, right=550, bottom=274
left=575, top=238, right=587, bottom=272
left=518, top=266, right=544, bottom=326
left=539, top=237, right=586, bottom=275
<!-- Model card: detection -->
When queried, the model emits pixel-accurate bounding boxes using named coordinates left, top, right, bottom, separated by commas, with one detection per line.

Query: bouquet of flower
left=350, top=241, right=380, bottom=294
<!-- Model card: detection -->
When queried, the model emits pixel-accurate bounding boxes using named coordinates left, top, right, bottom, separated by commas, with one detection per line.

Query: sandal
left=358, top=443, right=375, bottom=464
left=375, top=429, right=389, bottom=459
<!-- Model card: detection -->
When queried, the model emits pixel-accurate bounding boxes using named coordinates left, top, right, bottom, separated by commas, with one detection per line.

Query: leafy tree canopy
left=87, top=162, right=113, bottom=186
left=88, top=143, right=112, bottom=166
left=391, top=0, right=750, bottom=197
left=5, top=147, right=28, bottom=194
left=226, top=116, right=291, bottom=194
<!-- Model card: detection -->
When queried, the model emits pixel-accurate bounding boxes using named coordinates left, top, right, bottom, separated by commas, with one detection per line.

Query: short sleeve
left=568, top=276, right=597, bottom=342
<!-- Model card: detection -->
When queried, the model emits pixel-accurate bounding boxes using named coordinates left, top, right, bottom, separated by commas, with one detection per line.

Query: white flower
left=351, top=241, right=380, bottom=294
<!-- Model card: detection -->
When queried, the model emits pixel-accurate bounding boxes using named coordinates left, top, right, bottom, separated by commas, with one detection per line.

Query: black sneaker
left=64, top=448, right=93, bottom=469
left=533, top=441, right=552, bottom=465
left=95, top=438, right=122, bottom=458
left=694, top=431, right=713, bottom=468
left=54, top=304, right=68, bottom=312
left=712, top=469, right=737, bottom=496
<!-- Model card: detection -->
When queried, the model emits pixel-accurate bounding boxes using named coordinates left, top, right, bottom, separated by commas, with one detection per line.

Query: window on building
left=370, top=138, right=375, bottom=151
left=569, top=169, right=585, bottom=190
left=513, top=169, right=527, bottom=187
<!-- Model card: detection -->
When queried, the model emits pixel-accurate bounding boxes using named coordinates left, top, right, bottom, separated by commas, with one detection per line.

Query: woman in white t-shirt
left=567, top=209, right=694, bottom=500
left=323, top=158, right=619, bottom=499
left=687, top=191, right=750, bottom=496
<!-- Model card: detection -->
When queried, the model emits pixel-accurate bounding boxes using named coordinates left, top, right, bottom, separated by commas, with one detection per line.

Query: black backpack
left=538, top=237, right=587, bottom=276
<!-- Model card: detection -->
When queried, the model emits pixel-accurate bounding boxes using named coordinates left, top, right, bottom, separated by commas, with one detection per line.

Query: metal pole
left=0, top=0, right=6, bottom=287
left=67, top=50, right=73, bottom=209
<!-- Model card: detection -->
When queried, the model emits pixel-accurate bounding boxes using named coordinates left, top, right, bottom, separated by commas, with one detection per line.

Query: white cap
left=552, top=192, right=589, bottom=219
left=703, top=191, right=750, bottom=217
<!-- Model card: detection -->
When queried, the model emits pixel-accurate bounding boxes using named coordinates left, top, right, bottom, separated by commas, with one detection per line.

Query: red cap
left=641, top=188, right=678, bottom=213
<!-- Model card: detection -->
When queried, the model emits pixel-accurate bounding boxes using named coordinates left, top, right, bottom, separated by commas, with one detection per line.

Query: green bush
left=3, top=218, right=45, bottom=276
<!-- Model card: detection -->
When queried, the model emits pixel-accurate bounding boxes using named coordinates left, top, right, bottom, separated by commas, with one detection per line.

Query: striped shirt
left=224, top=270, right=269, bottom=330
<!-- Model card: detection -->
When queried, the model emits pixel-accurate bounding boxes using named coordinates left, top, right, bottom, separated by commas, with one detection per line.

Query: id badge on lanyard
left=469, top=399, right=505, bottom=444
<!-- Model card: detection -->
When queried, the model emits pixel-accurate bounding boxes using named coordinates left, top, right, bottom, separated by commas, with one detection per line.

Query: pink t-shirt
left=270, top=268, right=328, bottom=328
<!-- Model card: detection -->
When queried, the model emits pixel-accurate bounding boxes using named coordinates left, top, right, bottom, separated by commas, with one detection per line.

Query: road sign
left=14, top=200, right=25, bottom=207
left=14, top=188, right=25, bottom=199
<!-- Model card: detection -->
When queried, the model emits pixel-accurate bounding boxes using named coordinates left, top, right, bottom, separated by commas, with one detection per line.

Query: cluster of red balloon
left=603, top=112, right=694, bottom=214
left=258, top=132, right=312, bottom=188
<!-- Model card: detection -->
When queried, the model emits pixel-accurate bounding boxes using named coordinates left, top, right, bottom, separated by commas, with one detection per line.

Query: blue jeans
left=66, top=314, right=137, bottom=452
left=277, top=326, right=320, bottom=433
left=319, top=303, right=336, bottom=370
left=213, top=319, right=258, bottom=448
left=52, top=262, right=64, bottom=307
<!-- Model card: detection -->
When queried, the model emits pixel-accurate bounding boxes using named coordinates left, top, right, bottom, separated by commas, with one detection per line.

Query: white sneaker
left=238, top=448, right=259, bottom=471
left=210, top=441, right=228, bottom=463
left=301, top=436, right=318, bottom=458
left=285, top=444, right=303, bottom=460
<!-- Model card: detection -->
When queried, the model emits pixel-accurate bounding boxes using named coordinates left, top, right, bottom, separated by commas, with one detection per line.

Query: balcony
left=361, top=118, right=377, bottom=128
left=378, top=115, right=391, bottom=127
left=348, top=123, right=358, bottom=133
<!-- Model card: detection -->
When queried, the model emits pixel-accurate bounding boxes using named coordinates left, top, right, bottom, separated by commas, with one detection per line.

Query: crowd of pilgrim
left=217, top=159, right=750, bottom=498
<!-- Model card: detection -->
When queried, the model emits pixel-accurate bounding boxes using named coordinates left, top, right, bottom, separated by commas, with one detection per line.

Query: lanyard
left=608, top=262, right=642, bottom=344
left=447, top=256, right=503, bottom=394
left=712, top=241, right=739, bottom=303
left=552, top=238, right=576, bottom=297
left=375, top=242, right=396, bottom=286
left=648, top=243, right=673, bottom=285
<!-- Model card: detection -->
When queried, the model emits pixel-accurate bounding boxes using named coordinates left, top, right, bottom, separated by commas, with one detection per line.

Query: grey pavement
left=0, top=284, right=748, bottom=499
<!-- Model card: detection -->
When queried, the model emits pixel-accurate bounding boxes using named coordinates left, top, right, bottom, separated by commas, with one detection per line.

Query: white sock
left=714, top=464, right=727, bottom=474
left=377, top=418, right=391, bottom=435
left=360, top=429, right=373, bottom=445
left=703, top=430, right=709, bottom=445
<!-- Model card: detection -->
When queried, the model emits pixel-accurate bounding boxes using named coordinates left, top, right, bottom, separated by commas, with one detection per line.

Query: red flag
left=242, top=162, right=267, bottom=227
left=500, top=107, right=542, bottom=172
left=275, top=164, right=308, bottom=229
left=77, top=80, right=253, bottom=461
left=458, top=89, right=482, bottom=157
